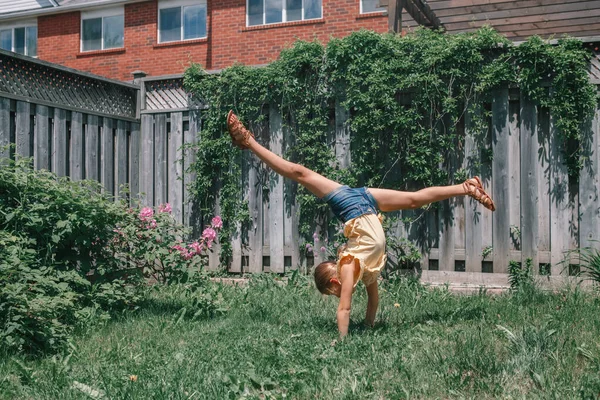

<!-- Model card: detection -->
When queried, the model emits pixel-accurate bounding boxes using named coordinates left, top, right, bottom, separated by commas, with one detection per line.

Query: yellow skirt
left=336, top=213, right=387, bottom=287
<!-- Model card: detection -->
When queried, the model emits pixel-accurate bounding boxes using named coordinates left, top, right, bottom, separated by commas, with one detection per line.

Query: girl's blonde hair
left=314, top=261, right=337, bottom=295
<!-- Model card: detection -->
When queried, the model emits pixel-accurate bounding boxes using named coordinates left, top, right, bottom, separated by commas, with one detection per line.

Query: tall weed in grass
left=575, top=245, right=600, bottom=285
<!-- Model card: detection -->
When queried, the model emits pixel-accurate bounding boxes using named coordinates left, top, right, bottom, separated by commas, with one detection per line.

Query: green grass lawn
left=2, top=274, right=600, bottom=399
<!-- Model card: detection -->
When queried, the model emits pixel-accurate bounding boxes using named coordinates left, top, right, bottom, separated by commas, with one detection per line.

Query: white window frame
left=158, top=0, right=208, bottom=43
left=246, top=0, right=323, bottom=27
left=0, top=20, right=37, bottom=57
left=80, top=5, right=124, bottom=52
left=359, top=0, right=385, bottom=14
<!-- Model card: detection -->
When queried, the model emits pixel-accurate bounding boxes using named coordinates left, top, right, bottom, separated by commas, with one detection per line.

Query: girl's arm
left=365, top=282, right=379, bottom=327
left=337, top=259, right=355, bottom=337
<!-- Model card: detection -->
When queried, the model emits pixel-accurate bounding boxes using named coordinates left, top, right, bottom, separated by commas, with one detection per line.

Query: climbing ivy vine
left=183, top=27, right=597, bottom=259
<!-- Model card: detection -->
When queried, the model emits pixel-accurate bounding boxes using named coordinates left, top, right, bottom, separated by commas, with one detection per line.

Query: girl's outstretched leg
left=369, top=178, right=495, bottom=212
left=227, top=111, right=341, bottom=198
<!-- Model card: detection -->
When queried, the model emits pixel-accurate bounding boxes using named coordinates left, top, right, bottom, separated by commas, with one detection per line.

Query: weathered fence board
left=248, top=150, right=264, bottom=273
left=101, top=118, right=114, bottom=195
left=85, top=115, right=99, bottom=182
left=70, top=112, right=84, bottom=181
left=492, top=88, right=511, bottom=273
left=537, top=108, right=551, bottom=261
left=140, top=114, right=154, bottom=205
left=168, top=112, right=183, bottom=224
left=269, top=105, right=285, bottom=273
left=115, top=120, right=128, bottom=199
left=464, top=108, right=483, bottom=273
left=520, top=95, right=539, bottom=269
left=154, top=114, right=167, bottom=206
left=16, top=101, right=31, bottom=158
left=129, top=122, right=140, bottom=201
left=184, top=111, right=200, bottom=234
left=52, top=108, right=67, bottom=177
left=579, top=109, right=600, bottom=249
left=508, top=101, right=521, bottom=252
left=549, top=114, right=571, bottom=275
left=34, top=105, right=49, bottom=171
left=0, top=97, right=10, bottom=163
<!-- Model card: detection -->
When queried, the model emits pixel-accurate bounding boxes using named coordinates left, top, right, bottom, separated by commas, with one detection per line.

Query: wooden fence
left=2, top=49, right=600, bottom=283
left=217, top=89, right=600, bottom=281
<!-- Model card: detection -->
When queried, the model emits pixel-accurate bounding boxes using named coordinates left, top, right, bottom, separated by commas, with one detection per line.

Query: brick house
left=2, top=1, right=600, bottom=82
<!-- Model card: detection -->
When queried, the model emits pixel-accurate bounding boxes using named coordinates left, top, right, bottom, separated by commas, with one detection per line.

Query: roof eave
left=0, top=0, right=147, bottom=21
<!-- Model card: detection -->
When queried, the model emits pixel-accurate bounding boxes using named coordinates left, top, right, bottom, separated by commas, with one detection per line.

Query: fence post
left=154, top=113, right=167, bottom=206
left=140, top=114, right=154, bottom=206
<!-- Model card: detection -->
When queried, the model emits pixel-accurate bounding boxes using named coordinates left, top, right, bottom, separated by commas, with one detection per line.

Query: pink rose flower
left=189, top=241, right=203, bottom=255
left=139, top=207, right=154, bottom=220
left=159, top=203, right=172, bottom=213
left=202, top=227, right=217, bottom=243
left=320, top=246, right=326, bottom=252
left=211, top=216, right=223, bottom=229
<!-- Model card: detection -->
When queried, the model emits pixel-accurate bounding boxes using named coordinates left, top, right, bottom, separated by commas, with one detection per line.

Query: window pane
left=160, top=7, right=182, bottom=42
left=0, top=30, right=11, bottom=51
left=14, top=27, right=25, bottom=54
left=304, top=0, right=321, bottom=19
left=362, top=0, right=384, bottom=13
left=286, top=0, right=302, bottom=21
left=248, top=0, right=263, bottom=26
left=184, top=5, right=206, bottom=39
left=265, top=0, right=282, bottom=24
left=82, top=18, right=102, bottom=51
left=103, top=15, right=124, bottom=49
left=26, top=26, right=37, bottom=57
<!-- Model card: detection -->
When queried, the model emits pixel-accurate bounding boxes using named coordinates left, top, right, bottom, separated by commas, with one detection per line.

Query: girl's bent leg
left=368, top=184, right=467, bottom=212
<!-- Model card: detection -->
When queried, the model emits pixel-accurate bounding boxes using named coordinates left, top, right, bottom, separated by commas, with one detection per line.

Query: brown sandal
left=464, top=176, right=496, bottom=211
left=227, top=110, right=255, bottom=149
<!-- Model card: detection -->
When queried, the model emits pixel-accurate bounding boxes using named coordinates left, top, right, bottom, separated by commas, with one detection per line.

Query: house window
left=159, top=1, right=207, bottom=43
left=0, top=25, right=37, bottom=57
left=247, top=0, right=322, bottom=26
left=361, top=0, right=385, bottom=13
left=81, top=7, right=124, bottom=52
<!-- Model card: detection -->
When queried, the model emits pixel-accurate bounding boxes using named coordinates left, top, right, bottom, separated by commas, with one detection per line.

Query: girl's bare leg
left=242, top=134, right=341, bottom=198
left=368, top=184, right=468, bottom=212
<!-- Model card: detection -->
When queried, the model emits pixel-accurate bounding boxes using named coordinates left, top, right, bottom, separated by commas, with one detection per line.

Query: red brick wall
left=37, top=0, right=387, bottom=81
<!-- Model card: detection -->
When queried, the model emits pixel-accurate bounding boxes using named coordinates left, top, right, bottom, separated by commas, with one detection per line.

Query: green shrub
left=0, top=159, right=221, bottom=354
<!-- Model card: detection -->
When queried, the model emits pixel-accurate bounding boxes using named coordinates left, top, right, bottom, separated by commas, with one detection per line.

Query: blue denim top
left=322, top=186, right=378, bottom=224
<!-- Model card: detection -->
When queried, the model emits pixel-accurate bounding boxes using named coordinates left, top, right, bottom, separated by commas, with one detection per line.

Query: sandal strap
left=227, top=111, right=255, bottom=149
left=464, top=177, right=496, bottom=211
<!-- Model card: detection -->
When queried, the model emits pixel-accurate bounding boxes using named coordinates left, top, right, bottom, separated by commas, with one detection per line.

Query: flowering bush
left=107, top=203, right=222, bottom=284
left=0, top=158, right=223, bottom=353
